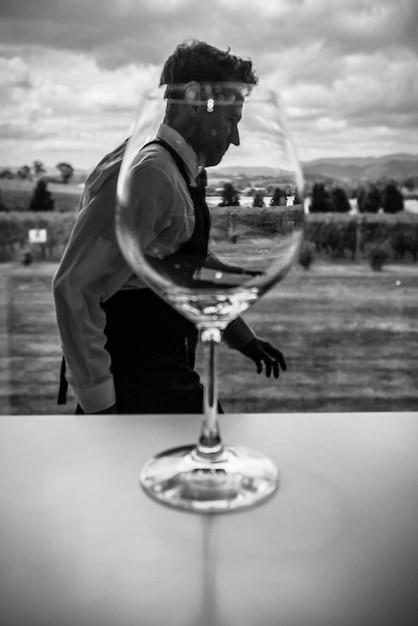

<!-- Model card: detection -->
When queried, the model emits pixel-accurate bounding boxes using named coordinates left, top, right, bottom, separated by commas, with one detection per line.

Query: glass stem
left=197, top=327, right=223, bottom=457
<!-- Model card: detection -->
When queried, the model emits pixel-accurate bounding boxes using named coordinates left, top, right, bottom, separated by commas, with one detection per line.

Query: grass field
left=0, top=178, right=82, bottom=212
left=1, top=259, right=417, bottom=415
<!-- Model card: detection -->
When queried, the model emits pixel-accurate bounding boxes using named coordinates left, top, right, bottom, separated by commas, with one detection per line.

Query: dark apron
left=59, top=139, right=213, bottom=414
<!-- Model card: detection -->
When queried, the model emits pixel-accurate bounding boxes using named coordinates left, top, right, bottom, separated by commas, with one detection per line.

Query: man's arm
left=53, top=147, right=193, bottom=413
left=52, top=201, right=132, bottom=413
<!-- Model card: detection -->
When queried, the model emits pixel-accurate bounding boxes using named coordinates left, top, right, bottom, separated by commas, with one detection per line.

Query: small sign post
left=28, top=229, right=47, bottom=244
left=28, top=228, right=48, bottom=259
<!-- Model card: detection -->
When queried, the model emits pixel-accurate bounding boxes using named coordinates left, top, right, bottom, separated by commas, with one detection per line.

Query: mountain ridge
left=2, top=153, right=417, bottom=184
left=301, top=153, right=418, bottom=182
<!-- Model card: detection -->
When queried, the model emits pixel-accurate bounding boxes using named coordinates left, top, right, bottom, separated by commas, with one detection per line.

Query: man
left=52, top=40, right=286, bottom=415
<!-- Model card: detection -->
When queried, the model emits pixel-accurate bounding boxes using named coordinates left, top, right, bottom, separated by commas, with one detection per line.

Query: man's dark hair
left=160, top=39, right=258, bottom=86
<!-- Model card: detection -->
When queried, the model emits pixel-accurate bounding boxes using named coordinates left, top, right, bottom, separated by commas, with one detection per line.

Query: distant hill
left=203, top=153, right=418, bottom=185
left=2, top=153, right=417, bottom=187
left=301, top=153, right=418, bottom=183
left=212, top=166, right=277, bottom=178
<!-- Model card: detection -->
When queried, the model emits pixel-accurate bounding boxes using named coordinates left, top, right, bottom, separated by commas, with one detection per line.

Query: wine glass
left=116, top=81, right=304, bottom=513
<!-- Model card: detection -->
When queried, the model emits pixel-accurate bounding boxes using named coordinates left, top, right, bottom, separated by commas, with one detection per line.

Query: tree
left=56, top=162, right=74, bottom=184
left=357, top=184, right=381, bottom=213
left=403, top=176, right=418, bottom=193
left=219, top=182, right=240, bottom=206
left=270, top=187, right=287, bottom=206
left=293, top=188, right=303, bottom=206
left=29, top=179, right=55, bottom=212
left=253, top=191, right=265, bottom=207
left=381, top=182, right=404, bottom=213
left=33, top=160, right=46, bottom=178
left=331, top=186, right=351, bottom=213
left=309, top=183, right=333, bottom=213
left=17, top=165, right=32, bottom=180
left=0, top=168, right=14, bottom=179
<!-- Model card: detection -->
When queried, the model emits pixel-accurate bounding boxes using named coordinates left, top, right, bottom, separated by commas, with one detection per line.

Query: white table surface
left=1, top=412, right=417, bottom=626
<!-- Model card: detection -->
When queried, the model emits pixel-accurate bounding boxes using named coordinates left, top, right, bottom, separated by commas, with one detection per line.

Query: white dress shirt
left=52, top=124, right=254, bottom=413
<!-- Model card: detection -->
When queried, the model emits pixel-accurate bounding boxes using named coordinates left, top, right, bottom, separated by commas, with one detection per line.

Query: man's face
left=195, top=100, right=243, bottom=167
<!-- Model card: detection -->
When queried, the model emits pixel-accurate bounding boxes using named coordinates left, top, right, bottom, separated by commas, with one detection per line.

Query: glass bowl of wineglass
left=116, top=81, right=304, bottom=513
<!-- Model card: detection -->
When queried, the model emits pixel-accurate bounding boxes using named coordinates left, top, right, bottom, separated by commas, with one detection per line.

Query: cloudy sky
left=1, top=0, right=417, bottom=170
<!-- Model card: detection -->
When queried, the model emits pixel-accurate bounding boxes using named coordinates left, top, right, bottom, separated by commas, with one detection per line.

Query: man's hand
left=238, top=337, right=286, bottom=378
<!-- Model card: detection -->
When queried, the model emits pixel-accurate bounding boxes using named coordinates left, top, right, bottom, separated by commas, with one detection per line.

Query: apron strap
left=57, top=356, right=68, bottom=405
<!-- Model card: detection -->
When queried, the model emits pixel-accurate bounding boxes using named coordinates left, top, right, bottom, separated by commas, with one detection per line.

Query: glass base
left=140, top=444, right=279, bottom=513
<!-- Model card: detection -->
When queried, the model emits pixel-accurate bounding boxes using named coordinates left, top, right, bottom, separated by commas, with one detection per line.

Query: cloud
left=0, top=122, right=52, bottom=140
left=0, top=46, right=160, bottom=166
left=1, top=0, right=416, bottom=69
left=0, top=56, right=32, bottom=89
left=0, top=0, right=417, bottom=166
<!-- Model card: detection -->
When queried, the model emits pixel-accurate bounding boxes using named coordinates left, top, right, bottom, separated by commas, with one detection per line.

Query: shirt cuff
left=223, top=316, right=255, bottom=350
left=75, top=377, right=116, bottom=414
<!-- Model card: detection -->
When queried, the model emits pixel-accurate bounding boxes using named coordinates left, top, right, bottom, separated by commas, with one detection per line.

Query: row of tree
left=218, top=183, right=302, bottom=208
left=0, top=174, right=407, bottom=215
left=0, top=160, right=74, bottom=184
left=217, top=180, right=405, bottom=213
left=309, top=181, right=404, bottom=213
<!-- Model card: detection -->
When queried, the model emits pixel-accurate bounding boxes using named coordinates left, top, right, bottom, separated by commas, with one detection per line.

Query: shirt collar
left=157, top=123, right=199, bottom=185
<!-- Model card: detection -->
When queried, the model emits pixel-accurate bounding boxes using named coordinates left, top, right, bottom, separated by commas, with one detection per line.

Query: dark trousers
left=97, top=289, right=204, bottom=414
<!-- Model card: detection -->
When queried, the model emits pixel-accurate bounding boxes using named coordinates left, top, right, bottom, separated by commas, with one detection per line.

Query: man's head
left=160, top=40, right=258, bottom=167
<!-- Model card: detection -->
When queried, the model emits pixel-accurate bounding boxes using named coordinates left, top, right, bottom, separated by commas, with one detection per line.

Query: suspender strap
left=143, top=138, right=191, bottom=187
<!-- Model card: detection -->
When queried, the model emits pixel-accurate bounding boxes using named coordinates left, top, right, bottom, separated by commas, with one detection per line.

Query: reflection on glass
left=116, top=82, right=304, bottom=512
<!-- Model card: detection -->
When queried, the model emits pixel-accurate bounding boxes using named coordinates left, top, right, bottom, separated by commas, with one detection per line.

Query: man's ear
left=184, top=81, right=202, bottom=117
left=184, top=81, right=201, bottom=104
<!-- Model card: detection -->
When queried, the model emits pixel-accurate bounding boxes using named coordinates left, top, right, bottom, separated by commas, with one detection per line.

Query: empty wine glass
left=116, top=81, right=304, bottom=512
